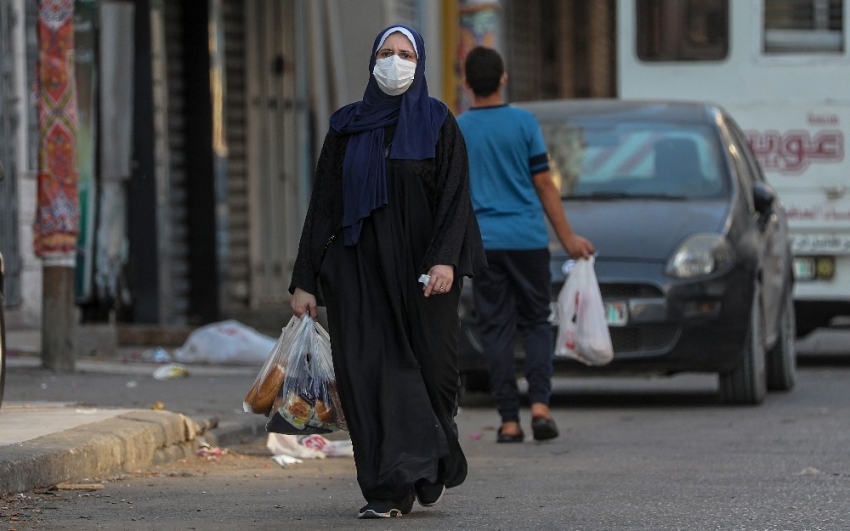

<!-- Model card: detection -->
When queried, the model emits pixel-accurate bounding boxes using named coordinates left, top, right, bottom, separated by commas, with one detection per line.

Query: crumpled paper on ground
left=152, top=363, right=189, bottom=380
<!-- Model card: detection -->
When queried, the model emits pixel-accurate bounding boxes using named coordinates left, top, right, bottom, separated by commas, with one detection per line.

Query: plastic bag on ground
left=298, top=434, right=354, bottom=458
left=265, top=315, right=347, bottom=435
left=555, top=256, right=614, bottom=366
left=266, top=433, right=326, bottom=460
left=174, top=320, right=276, bottom=365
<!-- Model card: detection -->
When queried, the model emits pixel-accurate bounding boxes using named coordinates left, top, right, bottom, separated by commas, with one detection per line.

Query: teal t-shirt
left=457, top=105, right=550, bottom=250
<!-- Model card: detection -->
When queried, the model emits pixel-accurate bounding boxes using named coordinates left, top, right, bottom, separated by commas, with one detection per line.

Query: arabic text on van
left=790, top=233, right=850, bottom=254
left=746, top=130, right=844, bottom=174
left=786, top=205, right=850, bottom=222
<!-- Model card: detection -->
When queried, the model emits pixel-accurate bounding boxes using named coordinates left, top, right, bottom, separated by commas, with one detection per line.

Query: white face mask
left=372, top=55, right=417, bottom=96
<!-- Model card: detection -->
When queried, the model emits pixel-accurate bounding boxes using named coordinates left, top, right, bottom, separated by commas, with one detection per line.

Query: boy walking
left=457, top=47, right=594, bottom=442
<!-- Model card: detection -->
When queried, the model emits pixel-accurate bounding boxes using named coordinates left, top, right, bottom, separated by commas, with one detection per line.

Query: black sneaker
left=414, top=478, right=446, bottom=507
left=357, top=489, right=415, bottom=519
left=357, top=500, right=403, bottom=519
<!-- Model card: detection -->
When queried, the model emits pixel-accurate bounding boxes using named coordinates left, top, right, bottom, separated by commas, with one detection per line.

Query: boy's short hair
left=464, top=46, right=504, bottom=97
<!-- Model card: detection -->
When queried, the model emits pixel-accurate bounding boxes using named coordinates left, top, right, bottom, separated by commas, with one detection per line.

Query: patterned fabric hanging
left=33, top=0, right=79, bottom=260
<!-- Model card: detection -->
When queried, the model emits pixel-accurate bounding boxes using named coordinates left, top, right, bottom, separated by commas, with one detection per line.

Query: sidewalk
left=1, top=328, right=269, bottom=495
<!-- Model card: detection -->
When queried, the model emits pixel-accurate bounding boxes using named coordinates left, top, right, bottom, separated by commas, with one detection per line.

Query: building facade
left=0, top=0, right=615, bottom=330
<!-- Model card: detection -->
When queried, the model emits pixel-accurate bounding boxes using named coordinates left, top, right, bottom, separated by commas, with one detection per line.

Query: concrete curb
left=1, top=410, right=198, bottom=495
left=0, top=409, right=270, bottom=496
left=200, top=417, right=267, bottom=449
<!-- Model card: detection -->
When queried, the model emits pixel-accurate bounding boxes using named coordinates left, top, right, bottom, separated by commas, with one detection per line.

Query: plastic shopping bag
left=555, top=256, right=614, bottom=366
left=265, top=315, right=347, bottom=435
left=243, top=317, right=302, bottom=415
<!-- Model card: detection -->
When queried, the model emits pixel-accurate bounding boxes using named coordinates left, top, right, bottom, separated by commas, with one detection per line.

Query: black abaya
left=290, top=113, right=486, bottom=503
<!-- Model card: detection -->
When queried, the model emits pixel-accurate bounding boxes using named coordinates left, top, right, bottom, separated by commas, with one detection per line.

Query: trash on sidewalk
left=265, top=433, right=354, bottom=468
left=271, top=454, right=303, bottom=467
left=266, top=433, right=325, bottom=461
left=152, top=363, right=190, bottom=380
left=141, top=347, right=172, bottom=363
left=298, top=434, right=354, bottom=458
left=173, top=320, right=276, bottom=365
left=196, top=446, right=228, bottom=460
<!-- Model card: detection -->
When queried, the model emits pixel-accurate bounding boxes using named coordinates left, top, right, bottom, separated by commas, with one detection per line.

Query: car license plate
left=605, top=301, right=628, bottom=326
left=793, top=257, right=816, bottom=281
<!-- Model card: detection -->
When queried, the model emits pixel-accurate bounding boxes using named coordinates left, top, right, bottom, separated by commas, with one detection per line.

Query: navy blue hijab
left=329, top=25, right=448, bottom=246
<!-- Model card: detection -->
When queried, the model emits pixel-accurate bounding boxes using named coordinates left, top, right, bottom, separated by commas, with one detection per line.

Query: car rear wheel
left=719, top=284, right=767, bottom=405
left=766, top=287, right=796, bottom=392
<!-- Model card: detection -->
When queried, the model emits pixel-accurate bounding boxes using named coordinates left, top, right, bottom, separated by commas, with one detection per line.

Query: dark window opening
left=636, top=0, right=729, bottom=61
left=764, top=0, right=844, bottom=54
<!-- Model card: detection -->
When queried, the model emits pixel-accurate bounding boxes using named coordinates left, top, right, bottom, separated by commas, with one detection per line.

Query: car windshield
left=539, top=121, right=730, bottom=200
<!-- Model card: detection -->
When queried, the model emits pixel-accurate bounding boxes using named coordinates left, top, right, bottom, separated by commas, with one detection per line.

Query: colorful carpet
left=34, top=0, right=79, bottom=258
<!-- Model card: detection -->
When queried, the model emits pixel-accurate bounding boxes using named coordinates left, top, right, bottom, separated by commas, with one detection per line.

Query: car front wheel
left=719, top=283, right=767, bottom=405
left=766, top=287, right=796, bottom=392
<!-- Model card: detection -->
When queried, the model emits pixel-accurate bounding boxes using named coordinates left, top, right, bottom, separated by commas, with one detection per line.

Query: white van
left=616, top=0, right=850, bottom=336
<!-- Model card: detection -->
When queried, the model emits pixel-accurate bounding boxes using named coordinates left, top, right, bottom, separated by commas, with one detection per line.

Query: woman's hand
left=291, top=288, right=318, bottom=318
left=423, top=264, right=454, bottom=297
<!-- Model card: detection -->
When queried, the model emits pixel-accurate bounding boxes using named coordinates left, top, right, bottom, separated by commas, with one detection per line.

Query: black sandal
left=496, top=426, right=525, bottom=443
left=531, top=417, right=559, bottom=441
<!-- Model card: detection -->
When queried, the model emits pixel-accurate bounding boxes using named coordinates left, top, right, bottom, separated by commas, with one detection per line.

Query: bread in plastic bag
left=265, top=314, right=347, bottom=435
left=243, top=317, right=301, bottom=415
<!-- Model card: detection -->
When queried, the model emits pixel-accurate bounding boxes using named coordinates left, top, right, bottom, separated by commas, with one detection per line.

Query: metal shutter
left=160, top=1, right=191, bottom=322
left=223, top=0, right=250, bottom=308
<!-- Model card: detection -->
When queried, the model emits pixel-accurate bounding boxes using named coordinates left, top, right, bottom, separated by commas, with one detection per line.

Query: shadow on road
left=460, top=386, right=720, bottom=410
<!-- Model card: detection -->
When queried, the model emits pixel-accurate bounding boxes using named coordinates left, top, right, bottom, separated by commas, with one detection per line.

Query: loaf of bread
left=285, top=392, right=314, bottom=421
left=314, top=399, right=333, bottom=424
left=243, top=364, right=285, bottom=415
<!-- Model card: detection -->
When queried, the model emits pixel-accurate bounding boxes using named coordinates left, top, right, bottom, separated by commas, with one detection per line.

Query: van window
left=636, top=0, right=729, bottom=61
left=763, top=0, right=844, bottom=54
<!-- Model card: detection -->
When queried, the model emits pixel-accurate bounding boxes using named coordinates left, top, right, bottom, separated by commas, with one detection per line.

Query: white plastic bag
left=266, top=433, right=326, bottom=460
left=173, top=320, right=276, bottom=365
left=555, top=256, right=614, bottom=366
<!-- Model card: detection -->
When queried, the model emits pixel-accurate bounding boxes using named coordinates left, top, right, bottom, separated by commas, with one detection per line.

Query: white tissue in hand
left=418, top=274, right=430, bottom=286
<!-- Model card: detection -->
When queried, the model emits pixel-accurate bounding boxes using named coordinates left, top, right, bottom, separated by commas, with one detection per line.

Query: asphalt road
left=3, top=330, right=850, bottom=530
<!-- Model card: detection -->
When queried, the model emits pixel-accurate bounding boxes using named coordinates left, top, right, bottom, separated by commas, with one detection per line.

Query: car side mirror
left=752, top=181, right=775, bottom=215
left=752, top=181, right=776, bottom=230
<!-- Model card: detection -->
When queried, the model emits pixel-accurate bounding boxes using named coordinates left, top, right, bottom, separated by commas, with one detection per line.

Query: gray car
left=458, top=100, right=796, bottom=405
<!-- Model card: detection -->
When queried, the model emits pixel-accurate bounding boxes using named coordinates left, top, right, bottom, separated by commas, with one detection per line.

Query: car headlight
left=666, top=233, right=733, bottom=279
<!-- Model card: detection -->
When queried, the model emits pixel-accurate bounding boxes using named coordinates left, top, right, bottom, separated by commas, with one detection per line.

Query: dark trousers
left=473, top=249, right=553, bottom=423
